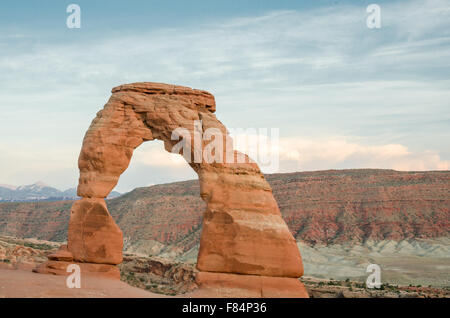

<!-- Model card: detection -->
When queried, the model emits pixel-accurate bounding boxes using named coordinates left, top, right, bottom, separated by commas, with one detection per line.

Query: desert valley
left=1, top=1, right=450, bottom=303
left=1, top=169, right=449, bottom=297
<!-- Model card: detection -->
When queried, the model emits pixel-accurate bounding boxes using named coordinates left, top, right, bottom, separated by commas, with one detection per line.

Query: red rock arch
left=37, top=82, right=307, bottom=297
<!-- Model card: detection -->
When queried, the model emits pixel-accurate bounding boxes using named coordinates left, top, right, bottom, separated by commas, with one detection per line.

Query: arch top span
left=36, top=82, right=308, bottom=297
left=77, top=82, right=220, bottom=199
left=111, top=82, right=216, bottom=113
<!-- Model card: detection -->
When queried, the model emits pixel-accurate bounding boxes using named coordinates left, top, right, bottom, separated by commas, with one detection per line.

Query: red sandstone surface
left=0, top=268, right=164, bottom=298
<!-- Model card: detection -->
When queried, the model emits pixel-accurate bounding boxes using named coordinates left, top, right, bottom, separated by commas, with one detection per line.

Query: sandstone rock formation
left=35, top=82, right=307, bottom=297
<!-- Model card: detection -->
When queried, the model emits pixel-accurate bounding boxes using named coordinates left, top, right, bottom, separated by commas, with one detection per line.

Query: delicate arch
left=38, top=82, right=307, bottom=297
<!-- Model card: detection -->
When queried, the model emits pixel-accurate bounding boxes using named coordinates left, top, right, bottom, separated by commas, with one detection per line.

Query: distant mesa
left=1, top=169, right=448, bottom=247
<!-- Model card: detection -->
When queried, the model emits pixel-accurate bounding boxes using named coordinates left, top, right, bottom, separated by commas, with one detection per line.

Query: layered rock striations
left=35, top=82, right=307, bottom=297
left=3, top=170, right=448, bottom=247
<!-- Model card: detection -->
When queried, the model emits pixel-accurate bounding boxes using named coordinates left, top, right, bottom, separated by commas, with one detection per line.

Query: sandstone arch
left=36, top=82, right=308, bottom=297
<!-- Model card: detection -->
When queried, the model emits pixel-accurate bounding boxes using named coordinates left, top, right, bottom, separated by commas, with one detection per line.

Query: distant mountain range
left=0, top=182, right=121, bottom=202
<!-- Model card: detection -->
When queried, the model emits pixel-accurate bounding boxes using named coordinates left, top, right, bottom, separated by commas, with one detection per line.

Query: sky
left=0, top=0, right=449, bottom=193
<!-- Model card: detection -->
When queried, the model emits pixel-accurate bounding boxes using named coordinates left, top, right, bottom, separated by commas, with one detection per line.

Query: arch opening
left=113, top=139, right=196, bottom=194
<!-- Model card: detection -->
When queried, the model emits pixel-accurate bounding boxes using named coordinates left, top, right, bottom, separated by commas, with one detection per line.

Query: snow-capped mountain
left=0, top=182, right=121, bottom=202
left=16, top=181, right=50, bottom=191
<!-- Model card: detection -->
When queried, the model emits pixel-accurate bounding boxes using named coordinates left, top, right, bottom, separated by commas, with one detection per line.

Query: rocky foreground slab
left=0, top=268, right=164, bottom=298
left=1, top=236, right=448, bottom=298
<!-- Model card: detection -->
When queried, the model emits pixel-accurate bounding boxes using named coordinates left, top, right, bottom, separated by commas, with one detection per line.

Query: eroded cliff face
left=34, top=82, right=307, bottom=297
left=1, top=170, right=448, bottom=247
left=267, top=169, right=450, bottom=245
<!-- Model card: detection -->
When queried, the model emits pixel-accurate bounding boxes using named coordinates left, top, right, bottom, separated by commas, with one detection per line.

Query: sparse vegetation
left=23, top=242, right=54, bottom=250
left=301, top=277, right=449, bottom=298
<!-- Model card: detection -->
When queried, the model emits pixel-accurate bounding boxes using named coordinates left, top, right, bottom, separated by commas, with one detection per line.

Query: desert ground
left=1, top=236, right=448, bottom=298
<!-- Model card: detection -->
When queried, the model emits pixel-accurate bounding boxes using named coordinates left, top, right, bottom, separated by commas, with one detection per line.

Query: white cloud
left=121, top=135, right=450, bottom=175
left=0, top=0, right=449, bottom=190
left=132, top=141, right=188, bottom=167
left=276, top=136, right=450, bottom=172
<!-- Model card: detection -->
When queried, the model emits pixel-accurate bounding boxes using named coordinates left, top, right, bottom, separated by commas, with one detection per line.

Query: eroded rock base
left=194, top=272, right=309, bottom=298
left=33, top=245, right=120, bottom=279
left=33, top=260, right=120, bottom=279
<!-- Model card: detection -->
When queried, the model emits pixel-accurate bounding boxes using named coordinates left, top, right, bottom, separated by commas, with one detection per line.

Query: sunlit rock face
left=36, top=82, right=307, bottom=297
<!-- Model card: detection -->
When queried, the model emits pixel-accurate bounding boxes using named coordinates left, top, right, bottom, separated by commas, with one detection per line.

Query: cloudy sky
left=0, top=0, right=449, bottom=193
